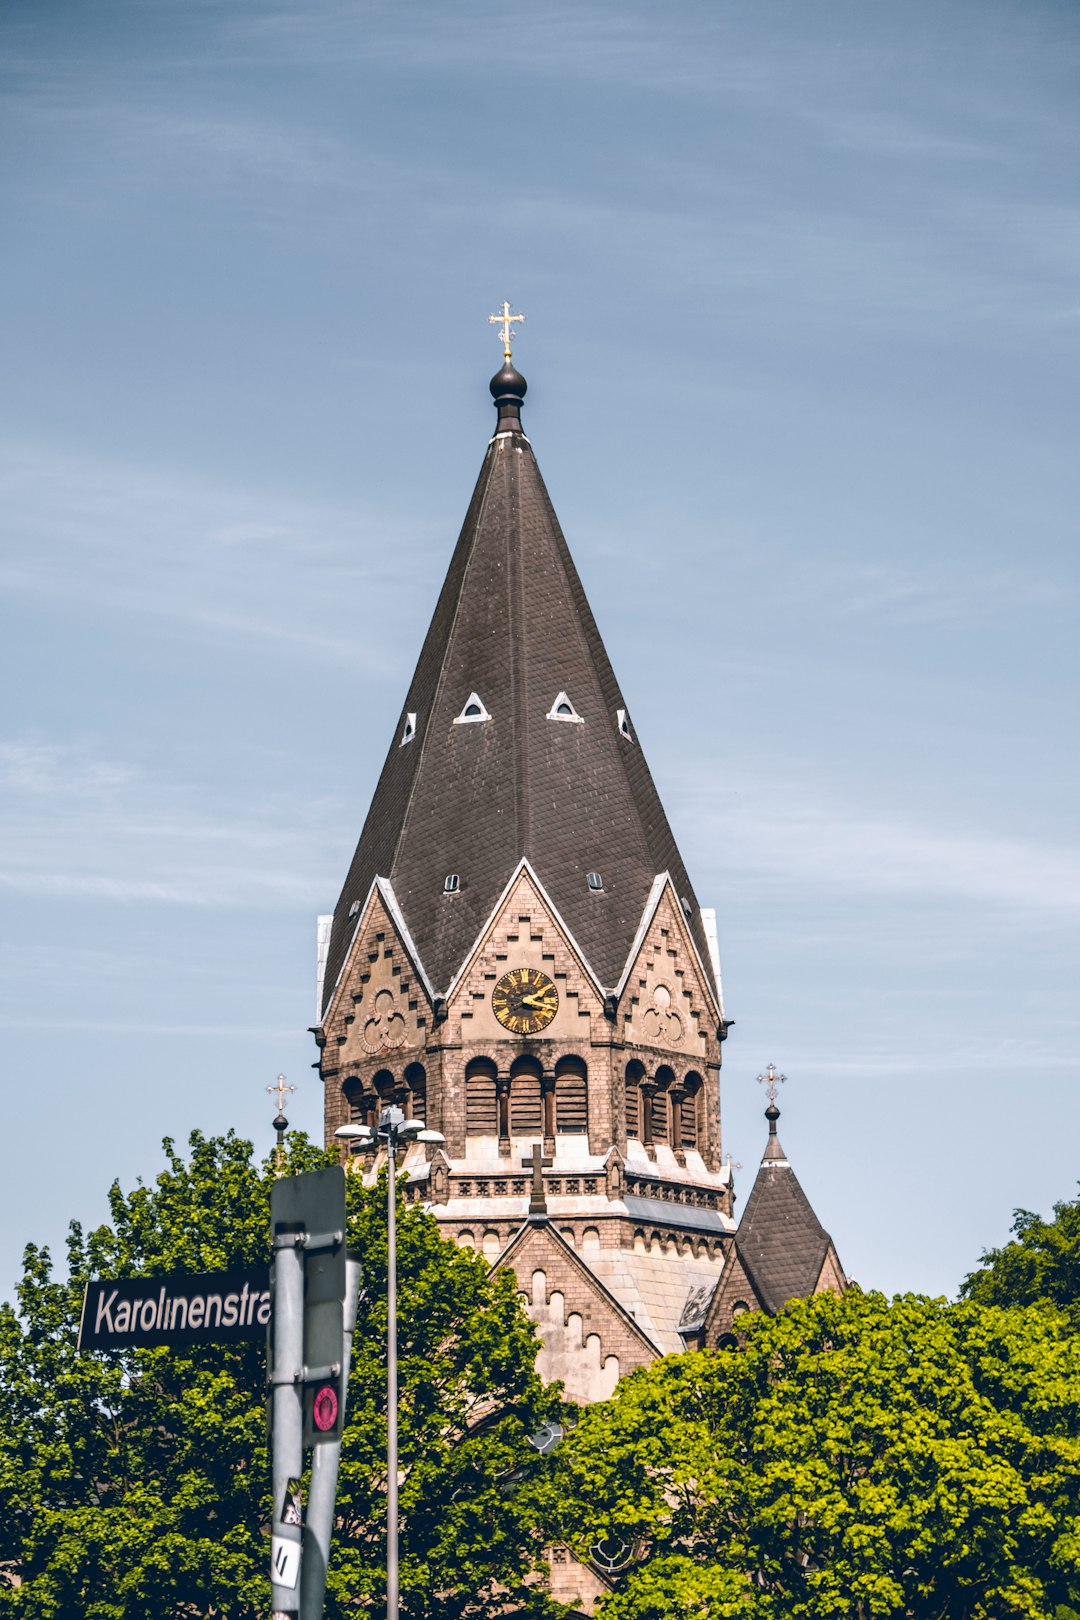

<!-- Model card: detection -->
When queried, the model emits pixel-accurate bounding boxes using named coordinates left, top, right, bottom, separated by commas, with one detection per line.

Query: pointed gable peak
left=322, top=361, right=711, bottom=1010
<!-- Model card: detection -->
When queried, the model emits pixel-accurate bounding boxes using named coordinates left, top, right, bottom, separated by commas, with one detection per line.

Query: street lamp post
left=335, top=1106, right=444, bottom=1620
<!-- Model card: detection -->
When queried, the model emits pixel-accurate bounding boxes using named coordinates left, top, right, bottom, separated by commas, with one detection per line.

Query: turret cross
left=521, top=1142, right=553, bottom=1218
left=755, top=1064, right=786, bottom=1106
left=267, top=1073, right=296, bottom=1171
left=489, top=300, right=525, bottom=362
left=267, top=1073, right=296, bottom=1113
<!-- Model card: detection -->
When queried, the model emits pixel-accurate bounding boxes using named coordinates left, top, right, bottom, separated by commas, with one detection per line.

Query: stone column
left=497, top=1075, right=511, bottom=1156
left=541, top=1071, right=556, bottom=1156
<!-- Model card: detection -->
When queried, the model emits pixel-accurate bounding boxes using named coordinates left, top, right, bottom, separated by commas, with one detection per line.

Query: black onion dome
left=489, top=361, right=527, bottom=401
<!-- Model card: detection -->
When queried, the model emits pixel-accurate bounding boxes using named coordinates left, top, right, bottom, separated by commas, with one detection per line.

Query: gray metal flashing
left=623, top=1196, right=731, bottom=1234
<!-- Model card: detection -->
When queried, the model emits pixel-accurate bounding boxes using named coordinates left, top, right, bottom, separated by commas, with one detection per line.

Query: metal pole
left=299, top=1256, right=362, bottom=1620
left=271, top=1236, right=305, bottom=1617
left=386, top=1137, right=399, bottom=1620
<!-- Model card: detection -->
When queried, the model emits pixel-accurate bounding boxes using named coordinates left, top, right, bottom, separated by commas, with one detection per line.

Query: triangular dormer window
left=400, top=712, right=417, bottom=746
left=616, top=708, right=633, bottom=741
left=547, top=691, right=583, bottom=724
left=453, top=693, right=490, bottom=724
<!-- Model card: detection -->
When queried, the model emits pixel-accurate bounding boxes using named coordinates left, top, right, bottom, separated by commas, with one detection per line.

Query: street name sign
left=78, top=1267, right=270, bottom=1351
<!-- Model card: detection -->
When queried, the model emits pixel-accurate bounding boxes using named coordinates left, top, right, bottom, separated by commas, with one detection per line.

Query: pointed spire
left=733, top=1070, right=843, bottom=1312
left=322, top=355, right=710, bottom=1006
left=756, top=1064, right=787, bottom=1163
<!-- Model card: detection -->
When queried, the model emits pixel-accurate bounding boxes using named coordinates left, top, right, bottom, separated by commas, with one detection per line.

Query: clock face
left=491, top=967, right=559, bottom=1035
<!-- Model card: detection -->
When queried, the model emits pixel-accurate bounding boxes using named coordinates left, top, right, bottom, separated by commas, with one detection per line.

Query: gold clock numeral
left=492, top=967, right=559, bottom=1033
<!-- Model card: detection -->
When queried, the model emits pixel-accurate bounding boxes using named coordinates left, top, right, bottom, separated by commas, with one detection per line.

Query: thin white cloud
left=0, top=440, right=429, bottom=670
left=676, top=769, right=1080, bottom=916
left=0, top=737, right=339, bottom=909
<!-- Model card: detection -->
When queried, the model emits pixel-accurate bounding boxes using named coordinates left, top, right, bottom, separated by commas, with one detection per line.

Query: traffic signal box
left=269, top=1167, right=347, bottom=1447
left=301, top=1244, right=346, bottom=1446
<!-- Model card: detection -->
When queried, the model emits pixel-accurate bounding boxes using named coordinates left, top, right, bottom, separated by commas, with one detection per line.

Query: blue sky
left=2, top=0, right=1078, bottom=1302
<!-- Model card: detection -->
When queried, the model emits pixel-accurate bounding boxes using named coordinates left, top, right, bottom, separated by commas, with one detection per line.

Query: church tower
left=315, top=327, right=737, bottom=1400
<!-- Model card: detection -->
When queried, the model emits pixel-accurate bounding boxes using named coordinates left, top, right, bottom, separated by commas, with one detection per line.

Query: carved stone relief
left=640, top=982, right=683, bottom=1046
left=361, top=985, right=408, bottom=1054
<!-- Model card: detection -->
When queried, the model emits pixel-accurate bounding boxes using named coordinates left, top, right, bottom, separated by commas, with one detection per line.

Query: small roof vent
left=454, top=693, right=490, bottom=724
left=400, top=711, right=417, bottom=745
left=586, top=871, right=604, bottom=891
left=348, top=899, right=361, bottom=919
left=681, top=896, right=693, bottom=919
left=547, top=691, right=583, bottom=724
left=443, top=873, right=460, bottom=894
left=616, top=708, right=633, bottom=740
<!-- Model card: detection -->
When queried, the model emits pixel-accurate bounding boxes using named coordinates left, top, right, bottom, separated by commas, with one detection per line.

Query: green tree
left=0, top=1131, right=563, bottom=1619
left=962, top=1191, right=1080, bottom=1323
left=544, top=1290, right=1080, bottom=1620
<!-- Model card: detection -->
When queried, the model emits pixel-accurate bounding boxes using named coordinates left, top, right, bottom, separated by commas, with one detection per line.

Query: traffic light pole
left=387, top=1154, right=399, bottom=1620
left=271, top=1234, right=305, bottom=1616
left=299, top=1255, right=362, bottom=1620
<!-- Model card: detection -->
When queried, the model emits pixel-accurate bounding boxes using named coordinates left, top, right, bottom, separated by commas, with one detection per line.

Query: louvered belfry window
left=510, top=1070, right=542, bottom=1135
left=465, top=1060, right=498, bottom=1135
left=555, top=1057, right=588, bottom=1134
left=625, top=1075, right=640, bottom=1139
left=681, top=1073, right=703, bottom=1149
left=405, top=1062, right=426, bottom=1125
left=649, top=1088, right=669, bottom=1144
left=680, top=1091, right=697, bottom=1148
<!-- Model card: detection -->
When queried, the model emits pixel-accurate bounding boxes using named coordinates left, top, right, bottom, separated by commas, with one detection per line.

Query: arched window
left=372, top=1068, right=396, bottom=1102
left=681, top=1071, right=703, bottom=1150
left=555, top=1055, right=588, bottom=1134
left=509, top=1055, right=542, bottom=1136
left=651, top=1066, right=674, bottom=1145
left=342, top=1078, right=374, bottom=1152
left=465, top=1057, right=498, bottom=1136
left=404, top=1061, right=427, bottom=1125
left=625, top=1060, right=645, bottom=1139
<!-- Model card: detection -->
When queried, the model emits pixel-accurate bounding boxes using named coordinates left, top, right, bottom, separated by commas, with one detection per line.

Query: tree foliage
left=0, top=1131, right=563, bottom=1619
left=962, top=1191, right=1080, bottom=1324
left=544, top=1289, right=1080, bottom=1620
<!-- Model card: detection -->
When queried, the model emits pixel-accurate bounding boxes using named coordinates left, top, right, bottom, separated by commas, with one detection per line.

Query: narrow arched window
left=465, top=1057, right=498, bottom=1136
left=681, top=1071, right=703, bottom=1149
left=555, top=1055, right=588, bottom=1134
left=405, top=1061, right=427, bottom=1125
left=625, top=1060, right=644, bottom=1140
left=342, top=1078, right=374, bottom=1151
left=651, top=1066, right=674, bottom=1145
left=509, top=1055, right=543, bottom=1136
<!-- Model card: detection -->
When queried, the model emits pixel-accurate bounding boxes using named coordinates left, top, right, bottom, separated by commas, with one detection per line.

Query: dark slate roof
left=734, top=1115, right=835, bottom=1314
left=322, top=366, right=710, bottom=1010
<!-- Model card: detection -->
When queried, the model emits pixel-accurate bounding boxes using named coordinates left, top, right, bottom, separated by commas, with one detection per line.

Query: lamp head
left=335, top=1124, right=375, bottom=1144
left=416, top=1129, right=446, bottom=1145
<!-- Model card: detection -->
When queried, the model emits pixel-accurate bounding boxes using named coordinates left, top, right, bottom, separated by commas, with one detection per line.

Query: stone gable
left=498, top=1220, right=658, bottom=1403
left=620, top=884, right=716, bottom=1062
left=318, top=885, right=432, bottom=1144
left=445, top=864, right=605, bottom=1046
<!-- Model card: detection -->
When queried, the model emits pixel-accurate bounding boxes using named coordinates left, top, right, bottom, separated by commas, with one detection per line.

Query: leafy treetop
left=542, top=1288, right=1080, bottom=1620
left=0, top=1130, right=564, bottom=1620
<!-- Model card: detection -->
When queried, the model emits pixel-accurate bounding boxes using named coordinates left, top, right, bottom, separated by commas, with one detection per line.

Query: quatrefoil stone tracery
left=640, top=982, right=683, bottom=1046
left=361, top=986, right=407, bottom=1053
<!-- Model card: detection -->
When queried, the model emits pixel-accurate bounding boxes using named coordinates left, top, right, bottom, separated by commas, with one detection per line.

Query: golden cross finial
left=267, top=1073, right=296, bottom=1113
left=489, top=300, right=525, bottom=363
left=267, top=1074, right=296, bottom=1171
left=755, top=1064, right=786, bottom=1107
